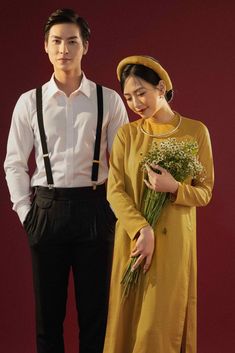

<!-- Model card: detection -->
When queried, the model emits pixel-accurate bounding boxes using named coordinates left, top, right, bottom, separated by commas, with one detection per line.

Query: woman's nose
left=133, top=96, right=143, bottom=109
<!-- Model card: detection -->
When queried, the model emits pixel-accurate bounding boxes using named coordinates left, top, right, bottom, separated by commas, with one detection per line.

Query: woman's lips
left=137, top=108, right=147, bottom=114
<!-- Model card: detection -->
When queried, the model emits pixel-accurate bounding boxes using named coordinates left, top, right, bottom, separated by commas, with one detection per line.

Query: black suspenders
left=36, top=84, right=104, bottom=189
left=36, top=88, right=54, bottom=188
left=91, top=84, right=104, bottom=186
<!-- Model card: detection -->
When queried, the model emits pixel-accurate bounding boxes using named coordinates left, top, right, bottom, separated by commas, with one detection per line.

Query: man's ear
left=44, top=41, right=48, bottom=53
left=83, top=41, right=89, bottom=55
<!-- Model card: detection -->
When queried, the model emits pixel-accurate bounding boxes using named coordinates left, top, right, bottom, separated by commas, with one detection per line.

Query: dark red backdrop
left=1, top=1, right=234, bottom=352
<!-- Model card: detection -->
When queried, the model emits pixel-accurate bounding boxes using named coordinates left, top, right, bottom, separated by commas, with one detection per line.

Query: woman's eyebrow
left=124, top=87, right=144, bottom=96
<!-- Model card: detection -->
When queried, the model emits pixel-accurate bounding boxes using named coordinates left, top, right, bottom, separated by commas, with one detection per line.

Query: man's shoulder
left=19, top=87, right=36, bottom=100
left=13, top=88, right=36, bottom=111
left=100, top=84, right=119, bottom=95
left=18, top=80, right=50, bottom=102
left=86, top=78, right=122, bottom=99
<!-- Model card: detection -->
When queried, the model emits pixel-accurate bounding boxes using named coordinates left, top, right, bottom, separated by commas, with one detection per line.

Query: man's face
left=44, top=23, right=88, bottom=74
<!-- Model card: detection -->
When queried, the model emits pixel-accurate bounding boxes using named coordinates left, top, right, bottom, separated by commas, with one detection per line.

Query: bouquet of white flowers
left=121, top=138, right=205, bottom=298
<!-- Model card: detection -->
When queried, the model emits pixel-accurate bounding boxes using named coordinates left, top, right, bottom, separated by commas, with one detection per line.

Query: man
left=4, top=8, right=128, bottom=353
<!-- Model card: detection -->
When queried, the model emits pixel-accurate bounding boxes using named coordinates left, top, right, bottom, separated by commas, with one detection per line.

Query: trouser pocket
left=24, top=195, right=53, bottom=247
left=95, top=199, right=117, bottom=242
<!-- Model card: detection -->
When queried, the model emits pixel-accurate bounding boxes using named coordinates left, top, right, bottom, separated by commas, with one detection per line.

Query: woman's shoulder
left=115, top=118, right=143, bottom=140
left=118, top=118, right=143, bottom=133
left=180, top=114, right=209, bottom=133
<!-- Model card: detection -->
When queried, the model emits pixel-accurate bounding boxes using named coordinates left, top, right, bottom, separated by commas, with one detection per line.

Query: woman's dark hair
left=44, top=8, right=91, bottom=44
left=120, top=64, right=173, bottom=102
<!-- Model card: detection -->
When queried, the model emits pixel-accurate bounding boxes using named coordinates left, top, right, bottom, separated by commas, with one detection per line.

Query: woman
left=103, top=55, right=214, bottom=353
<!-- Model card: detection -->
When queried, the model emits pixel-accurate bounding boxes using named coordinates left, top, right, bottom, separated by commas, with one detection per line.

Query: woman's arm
left=107, top=127, right=150, bottom=240
left=173, top=123, right=214, bottom=207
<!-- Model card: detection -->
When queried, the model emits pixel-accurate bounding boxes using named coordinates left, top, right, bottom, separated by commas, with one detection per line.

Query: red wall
left=1, top=1, right=234, bottom=352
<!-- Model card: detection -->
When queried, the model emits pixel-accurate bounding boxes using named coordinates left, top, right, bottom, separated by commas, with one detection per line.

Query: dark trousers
left=24, top=185, right=116, bottom=353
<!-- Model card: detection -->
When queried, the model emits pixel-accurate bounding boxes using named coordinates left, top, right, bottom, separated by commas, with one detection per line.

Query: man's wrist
left=17, top=204, right=31, bottom=224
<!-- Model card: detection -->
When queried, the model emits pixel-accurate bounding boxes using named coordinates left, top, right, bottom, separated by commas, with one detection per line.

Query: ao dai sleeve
left=107, top=127, right=149, bottom=240
left=173, top=122, right=214, bottom=207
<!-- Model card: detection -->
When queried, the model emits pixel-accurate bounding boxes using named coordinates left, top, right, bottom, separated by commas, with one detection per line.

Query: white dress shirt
left=4, top=74, right=128, bottom=223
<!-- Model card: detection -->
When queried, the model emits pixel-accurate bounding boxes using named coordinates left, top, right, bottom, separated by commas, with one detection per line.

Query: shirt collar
left=78, top=73, right=92, bottom=98
left=46, top=73, right=92, bottom=99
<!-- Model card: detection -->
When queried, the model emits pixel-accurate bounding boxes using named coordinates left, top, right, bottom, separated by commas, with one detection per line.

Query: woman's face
left=123, top=75, right=165, bottom=118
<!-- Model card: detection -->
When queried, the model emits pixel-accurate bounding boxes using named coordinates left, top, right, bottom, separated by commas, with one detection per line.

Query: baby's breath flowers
left=121, top=138, right=205, bottom=298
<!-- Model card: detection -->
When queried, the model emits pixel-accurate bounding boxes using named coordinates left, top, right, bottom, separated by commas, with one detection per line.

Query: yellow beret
left=116, top=55, right=173, bottom=92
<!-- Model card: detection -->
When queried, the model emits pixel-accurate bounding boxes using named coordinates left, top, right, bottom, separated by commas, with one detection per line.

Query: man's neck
left=54, top=69, right=83, bottom=97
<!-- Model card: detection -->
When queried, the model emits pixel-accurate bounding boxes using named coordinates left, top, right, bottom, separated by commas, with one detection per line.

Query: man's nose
left=59, top=42, right=69, bottom=54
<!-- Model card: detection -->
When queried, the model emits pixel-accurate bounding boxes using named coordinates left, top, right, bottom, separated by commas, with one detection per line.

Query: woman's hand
left=131, top=225, right=155, bottom=273
left=144, top=163, right=179, bottom=194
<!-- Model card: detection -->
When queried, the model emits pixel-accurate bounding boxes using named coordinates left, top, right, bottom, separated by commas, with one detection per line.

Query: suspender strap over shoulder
left=36, top=87, right=54, bottom=188
left=91, top=84, right=104, bottom=186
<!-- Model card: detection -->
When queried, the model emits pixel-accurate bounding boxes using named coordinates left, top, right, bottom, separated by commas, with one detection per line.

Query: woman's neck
left=151, top=106, right=175, bottom=123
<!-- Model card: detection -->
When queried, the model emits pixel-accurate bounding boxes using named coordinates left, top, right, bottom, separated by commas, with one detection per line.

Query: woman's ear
left=157, top=80, right=166, bottom=95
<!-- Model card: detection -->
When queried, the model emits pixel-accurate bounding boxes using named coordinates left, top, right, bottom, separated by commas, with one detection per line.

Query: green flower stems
left=143, top=189, right=168, bottom=228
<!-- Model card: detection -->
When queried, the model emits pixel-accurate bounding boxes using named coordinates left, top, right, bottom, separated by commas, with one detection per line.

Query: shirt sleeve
left=107, top=127, right=150, bottom=240
left=173, top=122, right=214, bottom=207
left=106, top=91, right=129, bottom=153
left=4, top=94, right=34, bottom=223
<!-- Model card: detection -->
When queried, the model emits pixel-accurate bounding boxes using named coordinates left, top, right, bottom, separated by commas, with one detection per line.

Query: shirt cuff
left=17, top=204, right=31, bottom=224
